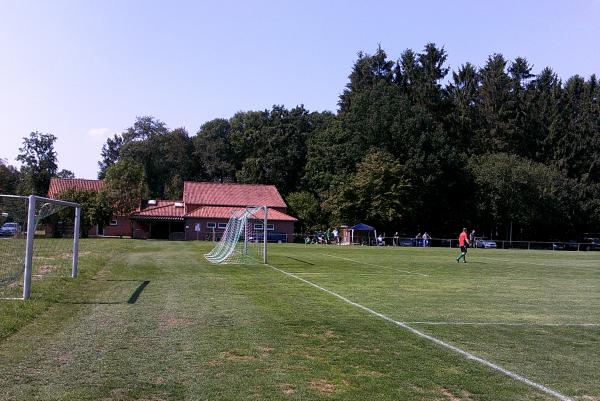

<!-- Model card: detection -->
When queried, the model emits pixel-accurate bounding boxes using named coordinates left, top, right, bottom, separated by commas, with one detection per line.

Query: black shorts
left=460, top=245, right=468, bottom=253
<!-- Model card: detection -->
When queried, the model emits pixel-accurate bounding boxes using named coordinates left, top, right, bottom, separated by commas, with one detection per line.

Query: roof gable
left=48, top=178, right=104, bottom=198
left=183, top=182, right=287, bottom=208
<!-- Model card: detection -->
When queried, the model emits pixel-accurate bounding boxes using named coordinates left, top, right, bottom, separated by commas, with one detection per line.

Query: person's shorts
left=460, top=245, right=468, bottom=253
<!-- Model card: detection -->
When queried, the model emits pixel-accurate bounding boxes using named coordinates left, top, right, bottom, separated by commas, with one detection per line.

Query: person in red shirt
left=457, top=227, right=470, bottom=263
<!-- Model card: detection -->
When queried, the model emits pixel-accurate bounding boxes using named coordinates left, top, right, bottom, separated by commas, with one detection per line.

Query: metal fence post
left=263, top=206, right=268, bottom=264
left=22, top=195, right=37, bottom=300
left=72, top=205, right=81, bottom=278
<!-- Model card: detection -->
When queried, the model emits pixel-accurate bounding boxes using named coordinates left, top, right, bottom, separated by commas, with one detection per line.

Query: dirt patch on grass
left=356, top=370, right=385, bottom=377
left=439, top=387, right=472, bottom=401
left=310, top=379, right=337, bottom=394
left=258, top=346, right=274, bottom=358
left=55, top=353, right=74, bottom=365
left=158, top=316, right=193, bottom=329
left=324, top=330, right=336, bottom=338
left=222, top=351, right=256, bottom=362
left=309, top=379, right=349, bottom=395
left=582, top=396, right=599, bottom=401
left=280, top=383, right=296, bottom=395
left=33, top=264, right=59, bottom=280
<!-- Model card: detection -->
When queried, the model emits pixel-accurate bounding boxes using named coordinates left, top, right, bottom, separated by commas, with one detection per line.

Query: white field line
left=405, top=321, right=600, bottom=327
left=478, top=256, right=598, bottom=270
left=266, top=263, right=573, bottom=401
left=321, top=253, right=428, bottom=277
left=290, top=272, right=419, bottom=276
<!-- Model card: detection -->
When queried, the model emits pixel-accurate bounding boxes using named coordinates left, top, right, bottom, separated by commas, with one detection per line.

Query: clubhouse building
left=47, top=179, right=297, bottom=240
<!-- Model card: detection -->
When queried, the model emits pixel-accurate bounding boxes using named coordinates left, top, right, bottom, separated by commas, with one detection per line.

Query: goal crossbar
left=0, top=194, right=82, bottom=300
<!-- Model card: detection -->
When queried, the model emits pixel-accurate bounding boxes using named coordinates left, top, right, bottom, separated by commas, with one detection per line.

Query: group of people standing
left=414, top=232, right=432, bottom=247
left=306, top=228, right=340, bottom=244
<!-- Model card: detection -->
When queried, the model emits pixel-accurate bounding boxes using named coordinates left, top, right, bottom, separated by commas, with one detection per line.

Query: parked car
left=399, top=238, right=414, bottom=247
left=475, top=239, right=497, bottom=249
left=584, top=238, right=600, bottom=251
left=552, top=242, right=566, bottom=251
left=249, top=231, right=288, bottom=243
left=0, top=222, right=19, bottom=236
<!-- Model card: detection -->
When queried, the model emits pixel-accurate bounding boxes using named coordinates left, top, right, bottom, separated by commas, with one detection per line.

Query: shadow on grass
left=284, top=256, right=314, bottom=265
left=56, top=280, right=150, bottom=305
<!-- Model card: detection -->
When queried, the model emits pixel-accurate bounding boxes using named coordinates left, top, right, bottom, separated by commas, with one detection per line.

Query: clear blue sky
left=1, top=0, right=599, bottom=179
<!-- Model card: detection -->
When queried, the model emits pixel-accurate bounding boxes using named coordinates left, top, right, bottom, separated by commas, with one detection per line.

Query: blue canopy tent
left=350, top=223, right=376, bottom=245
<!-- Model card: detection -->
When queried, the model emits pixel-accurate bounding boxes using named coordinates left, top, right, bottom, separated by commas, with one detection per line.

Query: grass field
left=0, top=239, right=599, bottom=401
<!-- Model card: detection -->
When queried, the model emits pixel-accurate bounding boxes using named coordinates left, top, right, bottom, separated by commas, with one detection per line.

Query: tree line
left=2, top=43, right=599, bottom=240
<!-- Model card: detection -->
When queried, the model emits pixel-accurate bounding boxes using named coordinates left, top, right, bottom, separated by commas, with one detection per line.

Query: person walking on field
left=457, top=228, right=470, bottom=263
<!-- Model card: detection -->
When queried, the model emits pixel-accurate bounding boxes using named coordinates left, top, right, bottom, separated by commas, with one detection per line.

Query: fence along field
left=0, top=240, right=598, bottom=400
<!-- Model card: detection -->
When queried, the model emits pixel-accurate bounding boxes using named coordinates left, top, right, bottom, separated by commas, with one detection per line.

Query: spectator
left=422, top=232, right=431, bottom=247
left=470, top=229, right=476, bottom=248
left=415, top=233, right=422, bottom=247
left=377, top=234, right=384, bottom=246
left=333, top=227, right=339, bottom=244
left=393, top=232, right=399, bottom=246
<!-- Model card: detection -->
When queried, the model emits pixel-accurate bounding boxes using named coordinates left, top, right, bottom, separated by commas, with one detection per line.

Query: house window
left=218, top=223, right=227, bottom=229
left=267, top=224, right=274, bottom=230
left=254, top=224, right=263, bottom=230
left=110, top=219, right=118, bottom=226
left=207, top=222, right=216, bottom=229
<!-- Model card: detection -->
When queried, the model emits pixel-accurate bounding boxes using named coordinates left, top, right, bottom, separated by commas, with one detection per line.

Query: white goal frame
left=204, top=205, right=268, bottom=264
left=0, top=194, right=81, bottom=300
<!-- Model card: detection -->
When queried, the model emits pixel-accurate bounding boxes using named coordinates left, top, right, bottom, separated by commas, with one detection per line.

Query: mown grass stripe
left=321, top=253, right=429, bottom=277
left=267, top=262, right=574, bottom=401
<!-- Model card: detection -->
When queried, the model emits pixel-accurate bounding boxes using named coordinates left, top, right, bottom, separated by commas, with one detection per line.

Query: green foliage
left=56, top=169, right=75, bottom=179
left=97, top=134, right=123, bottom=179
left=286, top=191, right=322, bottom=231
left=324, top=150, right=411, bottom=229
left=104, top=159, right=148, bottom=215
left=0, top=160, right=20, bottom=194
left=193, top=118, right=234, bottom=182
left=54, top=188, right=113, bottom=236
left=16, top=131, right=58, bottom=195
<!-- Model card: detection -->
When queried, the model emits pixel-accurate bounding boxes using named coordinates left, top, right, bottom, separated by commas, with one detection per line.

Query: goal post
left=204, top=205, right=268, bottom=265
left=0, top=194, right=81, bottom=300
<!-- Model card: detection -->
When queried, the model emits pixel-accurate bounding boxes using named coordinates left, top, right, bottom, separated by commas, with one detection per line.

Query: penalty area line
left=321, top=253, right=428, bottom=277
left=266, top=262, right=573, bottom=401
left=406, top=321, right=600, bottom=327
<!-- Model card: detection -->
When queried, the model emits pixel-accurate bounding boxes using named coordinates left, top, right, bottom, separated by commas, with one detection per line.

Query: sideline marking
left=406, top=321, right=600, bottom=327
left=266, top=263, right=573, bottom=401
left=321, top=253, right=428, bottom=277
left=290, top=272, right=418, bottom=277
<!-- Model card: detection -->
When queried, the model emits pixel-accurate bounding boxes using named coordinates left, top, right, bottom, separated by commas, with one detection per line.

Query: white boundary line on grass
left=405, top=321, right=600, bottom=327
left=290, top=272, right=420, bottom=276
left=266, top=263, right=573, bottom=401
left=321, top=253, right=429, bottom=277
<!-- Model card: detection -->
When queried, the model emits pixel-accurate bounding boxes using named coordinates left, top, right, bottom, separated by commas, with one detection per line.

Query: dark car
left=399, top=238, right=414, bottom=247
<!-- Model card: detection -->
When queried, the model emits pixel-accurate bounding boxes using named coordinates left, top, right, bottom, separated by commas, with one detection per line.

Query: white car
left=475, top=239, right=497, bottom=249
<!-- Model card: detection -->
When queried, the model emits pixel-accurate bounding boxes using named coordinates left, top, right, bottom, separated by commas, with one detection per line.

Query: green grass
left=0, top=240, right=599, bottom=400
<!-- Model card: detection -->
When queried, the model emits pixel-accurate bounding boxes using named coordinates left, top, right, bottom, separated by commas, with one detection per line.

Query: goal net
left=204, top=206, right=268, bottom=264
left=0, top=195, right=81, bottom=300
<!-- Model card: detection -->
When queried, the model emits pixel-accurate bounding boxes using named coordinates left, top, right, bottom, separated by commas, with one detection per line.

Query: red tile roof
left=48, top=178, right=104, bottom=198
left=130, top=200, right=186, bottom=220
left=183, top=182, right=287, bottom=208
left=186, top=206, right=297, bottom=222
